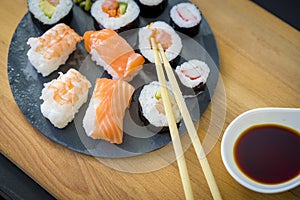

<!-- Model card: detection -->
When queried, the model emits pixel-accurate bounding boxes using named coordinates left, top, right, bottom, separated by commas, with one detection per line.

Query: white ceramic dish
left=221, top=107, right=300, bottom=193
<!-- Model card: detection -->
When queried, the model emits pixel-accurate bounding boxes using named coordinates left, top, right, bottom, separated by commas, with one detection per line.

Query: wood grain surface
left=0, top=0, right=299, bottom=199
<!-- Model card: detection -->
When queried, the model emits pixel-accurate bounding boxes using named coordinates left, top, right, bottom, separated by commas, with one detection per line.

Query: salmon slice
left=149, top=28, right=173, bottom=50
left=83, top=29, right=145, bottom=81
left=102, top=0, right=119, bottom=17
left=83, top=78, right=135, bottom=144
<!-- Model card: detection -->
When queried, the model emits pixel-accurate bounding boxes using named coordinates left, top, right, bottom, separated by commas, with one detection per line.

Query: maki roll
left=40, top=68, right=91, bottom=129
left=138, top=21, right=182, bottom=64
left=27, top=23, right=82, bottom=77
left=91, top=0, right=140, bottom=32
left=170, top=2, right=202, bottom=37
left=136, top=0, right=168, bottom=18
left=28, top=0, right=73, bottom=31
left=175, top=59, right=210, bottom=94
left=138, top=81, right=181, bottom=133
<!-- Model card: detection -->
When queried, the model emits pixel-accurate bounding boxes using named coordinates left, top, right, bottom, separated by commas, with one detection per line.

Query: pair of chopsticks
left=150, top=38, right=222, bottom=200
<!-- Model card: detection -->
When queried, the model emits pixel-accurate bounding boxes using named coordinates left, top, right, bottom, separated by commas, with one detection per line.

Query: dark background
left=253, top=0, right=300, bottom=30
left=1, top=1, right=299, bottom=200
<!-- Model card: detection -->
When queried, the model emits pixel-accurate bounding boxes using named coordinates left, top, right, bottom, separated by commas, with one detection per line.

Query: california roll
left=175, top=59, right=210, bottom=94
left=91, top=0, right=140, bottom=32
left=28, top=0, right=73, bottom=31
left=138, top=21, right=182, bottom=64
left=138, top=81, right=182, bottom=133
left=170, top=2, right=202, bottom=37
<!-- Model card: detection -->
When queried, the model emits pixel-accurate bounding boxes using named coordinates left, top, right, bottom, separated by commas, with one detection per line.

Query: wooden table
left=1, top=0, right=299, bottom=199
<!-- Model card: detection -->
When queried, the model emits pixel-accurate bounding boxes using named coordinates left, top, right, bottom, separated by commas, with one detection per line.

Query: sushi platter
left=8, top=0, right=220, bottom=158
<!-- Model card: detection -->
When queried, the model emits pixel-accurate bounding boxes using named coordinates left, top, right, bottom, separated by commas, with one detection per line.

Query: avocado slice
left=155, top=91, right=162, bottom=100
left=118, top=2, right=127, bottom=15
left=39, top=0, right=56, bottom=19
left=79, top=0, right=92, bottom=12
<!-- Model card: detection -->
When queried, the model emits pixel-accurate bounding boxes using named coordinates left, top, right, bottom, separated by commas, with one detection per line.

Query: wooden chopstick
left=157, top=43, right=222, bottom=200
left=150, top=38, right=194, bottom=200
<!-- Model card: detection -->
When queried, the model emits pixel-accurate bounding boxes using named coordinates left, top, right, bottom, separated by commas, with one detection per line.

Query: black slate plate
left=7, top=0, right=220, bottom=158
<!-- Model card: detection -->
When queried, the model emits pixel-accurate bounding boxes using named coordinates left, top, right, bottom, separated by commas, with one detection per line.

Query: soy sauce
left=234, top=124, right=300, bottom=185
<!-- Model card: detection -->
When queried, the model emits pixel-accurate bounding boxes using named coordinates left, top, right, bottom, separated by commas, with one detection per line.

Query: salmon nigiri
left=40, top=68, right=91, bottom=128
left=27, top=23, right=82, bottom=77
left=83, top=78, right=135, bottom=144
left=84, top=29, right=145, bottom=81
